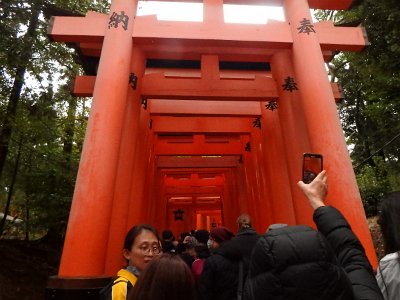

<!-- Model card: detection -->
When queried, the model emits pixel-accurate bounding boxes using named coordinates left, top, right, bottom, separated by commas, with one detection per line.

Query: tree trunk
left=0, top=138, right=22, bottom=236
left=24, top=149, right=34, bottom=241
left=0, top=4, right=40, bottom=180
left=25, top=197, right=30, bottom=241
left=62, top=95, right=77, bottom=168
left=354, top=95, right=377, bottom=169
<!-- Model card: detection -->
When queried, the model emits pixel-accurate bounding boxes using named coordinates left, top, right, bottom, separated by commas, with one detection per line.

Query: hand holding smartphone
left=302, top=153, right=323, bottom=184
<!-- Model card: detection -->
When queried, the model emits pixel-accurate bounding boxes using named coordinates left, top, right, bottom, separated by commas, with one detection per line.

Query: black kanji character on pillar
left=282, top=76, right=298, bottom=92
left=108, top=11, right=129, bottom=30
left=253, top=117, right=261, bottom=129
left=297, top=18, right=316, bottom=35
left=265, top=101, right=278, bottom=111
left=245, top=142, right=251, bottom=152
left=129, top=72, right=138, bottom=90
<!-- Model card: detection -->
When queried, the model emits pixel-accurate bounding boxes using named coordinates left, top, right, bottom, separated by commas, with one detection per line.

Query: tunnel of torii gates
left=48, top=0, right=376, bottom=279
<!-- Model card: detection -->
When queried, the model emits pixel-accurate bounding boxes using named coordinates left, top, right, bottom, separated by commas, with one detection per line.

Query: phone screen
left=302, top=153, right=323, bottom=184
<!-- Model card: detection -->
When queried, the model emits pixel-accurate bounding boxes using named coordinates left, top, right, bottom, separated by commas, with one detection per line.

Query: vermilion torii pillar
left=47, top=0, right=376, bottom=286
left=58, top=0, right=140, bottom=276
left=284, top=0, right=375, bottom=259
left=104, top=46, right=146, bottom=275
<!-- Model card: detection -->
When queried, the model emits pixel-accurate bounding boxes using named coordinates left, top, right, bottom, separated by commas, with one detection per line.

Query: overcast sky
left=137, top=1, right=285, bottom=23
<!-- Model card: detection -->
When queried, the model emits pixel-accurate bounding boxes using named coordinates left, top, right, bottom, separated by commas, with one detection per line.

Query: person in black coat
left=217, top=214, right=260, bottom=298
left=298, top=170, right=383, bottom=300
left=244, top=224, right=354, bottom=300
left=230, top=214, right=260, bottom=269
left=244, top=170, right=383, bottom=300
left=197, top=226, right=236, bottom=300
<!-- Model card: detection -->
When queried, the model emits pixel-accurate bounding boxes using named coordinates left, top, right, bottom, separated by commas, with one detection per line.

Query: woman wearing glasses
left=101, top=224, right=162, bottom=300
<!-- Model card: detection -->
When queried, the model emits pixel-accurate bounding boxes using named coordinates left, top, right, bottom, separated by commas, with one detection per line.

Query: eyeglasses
left=138, top=244, right=162, bottom=255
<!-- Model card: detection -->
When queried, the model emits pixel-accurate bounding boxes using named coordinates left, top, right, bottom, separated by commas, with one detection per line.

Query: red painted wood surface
left=52, top=0, right=376, bottom=278
left=284, top=0, right=377, bottom=267
left=58, top=0, right=140, bottom=277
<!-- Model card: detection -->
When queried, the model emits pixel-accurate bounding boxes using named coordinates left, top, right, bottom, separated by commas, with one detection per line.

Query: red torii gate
left=47, top=0, right=375, bottom=291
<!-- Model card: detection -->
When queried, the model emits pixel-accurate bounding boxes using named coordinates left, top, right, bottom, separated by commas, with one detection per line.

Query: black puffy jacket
left=314, top=206, right=383, bottom=300
left=244, top=225, right=354, bottom=300
left=244, top=206, right=384, bottom=300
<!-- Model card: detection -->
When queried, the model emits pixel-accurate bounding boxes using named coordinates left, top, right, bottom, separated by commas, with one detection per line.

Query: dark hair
left=378, top=191, right=400, bottom=254
left=195, top=244, right=210, bottom=259
left=162, top=229, right=175, bottom=241
left=123, top=224, right=160, bottom=250
left=129, top=253, right=195, bottom=300
left=194, top=229, right=209, bottom=245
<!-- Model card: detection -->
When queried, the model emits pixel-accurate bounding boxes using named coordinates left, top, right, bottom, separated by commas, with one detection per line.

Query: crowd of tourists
left=101, top=171, right=400, bottom=300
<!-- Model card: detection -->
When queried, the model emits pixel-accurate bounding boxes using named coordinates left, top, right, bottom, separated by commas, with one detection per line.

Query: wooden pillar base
left=45, top=276, right=111, bottom=300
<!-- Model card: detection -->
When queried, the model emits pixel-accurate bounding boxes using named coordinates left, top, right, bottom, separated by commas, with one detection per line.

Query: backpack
left=99, top=269, right=137, bottom=300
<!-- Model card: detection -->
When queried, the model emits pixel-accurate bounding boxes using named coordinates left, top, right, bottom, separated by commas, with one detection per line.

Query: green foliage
left=1, top=0, right=399, bottom=239
left=317, top=0, right=400, bottom=215
left=356, top=158, right=391, bottom=217
left=0, top=0, right=106, bottom=240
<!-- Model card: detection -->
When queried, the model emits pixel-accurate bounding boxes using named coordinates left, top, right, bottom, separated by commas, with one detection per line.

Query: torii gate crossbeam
left=45, top=0, right=375, bottom=297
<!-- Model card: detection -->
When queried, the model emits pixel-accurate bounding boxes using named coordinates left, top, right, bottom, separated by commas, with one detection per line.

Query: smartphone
left=302, top=153, right=323, bottom=184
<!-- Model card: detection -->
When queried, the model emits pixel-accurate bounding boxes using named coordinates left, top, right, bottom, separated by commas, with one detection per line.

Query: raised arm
left=297, top=171, right=384, bottom=300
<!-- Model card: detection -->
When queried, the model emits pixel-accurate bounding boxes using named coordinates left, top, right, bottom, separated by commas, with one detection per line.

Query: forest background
left=0, top=0, right=399, bottom=299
